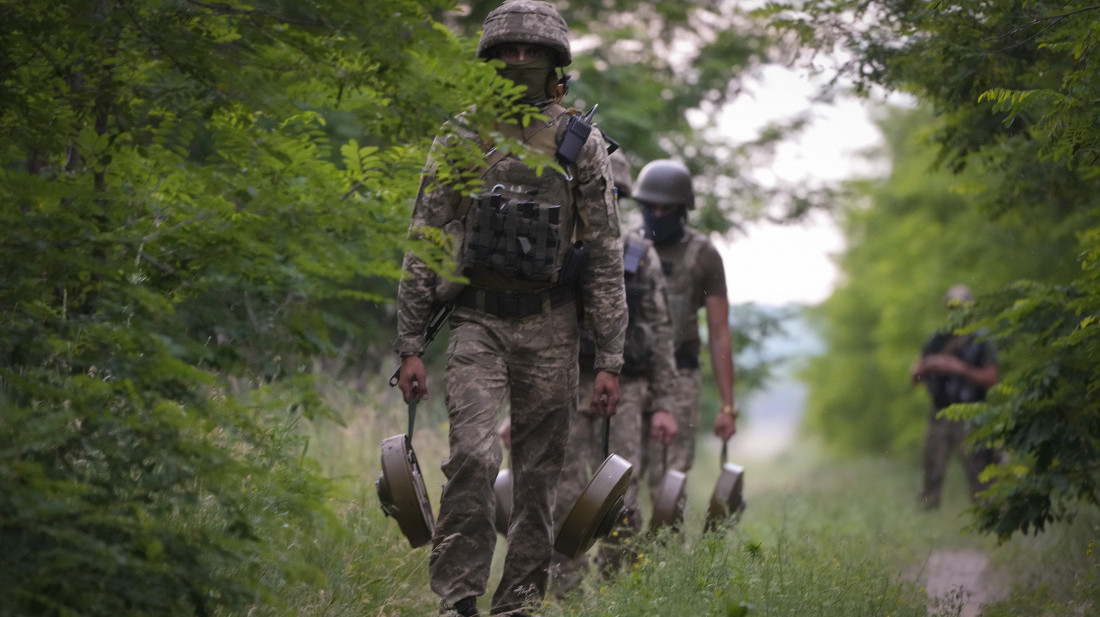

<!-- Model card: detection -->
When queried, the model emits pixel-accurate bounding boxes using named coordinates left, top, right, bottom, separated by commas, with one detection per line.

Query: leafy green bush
left=0, top=1, right=506, bottom=614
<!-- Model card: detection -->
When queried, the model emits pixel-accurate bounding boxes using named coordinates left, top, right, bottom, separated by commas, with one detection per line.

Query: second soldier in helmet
left=500, top=150, right=679, bottom=595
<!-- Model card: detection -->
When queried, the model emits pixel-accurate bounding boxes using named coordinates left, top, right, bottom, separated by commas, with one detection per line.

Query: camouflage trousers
left=431, top=303, right=579, bottom=615
left=920, top=407, right=998, bottom=509
left=549, top=372, right=648, bottom=596
left=640, top=367, right=701, bottom=497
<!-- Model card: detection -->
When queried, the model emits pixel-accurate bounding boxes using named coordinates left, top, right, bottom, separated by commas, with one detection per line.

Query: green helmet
left=477, top=0, right=572, bottom=67
left=609, top=149, right=633, bottom=198
left=633, top=159, right=694, bottom=210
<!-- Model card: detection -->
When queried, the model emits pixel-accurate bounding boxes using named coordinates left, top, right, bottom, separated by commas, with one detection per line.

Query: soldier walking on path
left=501, top=151, right=679, bottom=596
left=632, top=159, right=738, bottom=498
left=393, top=2, right=627, bottom=615
left=910, top=284, right=1001, bottom=510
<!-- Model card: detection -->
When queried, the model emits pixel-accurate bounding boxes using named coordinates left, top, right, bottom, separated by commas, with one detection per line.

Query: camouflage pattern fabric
left=640, top=367, right=701, bottom=495
left=647, top=227, right=725, bottom=359
left=430, top=303, right=579, bottom=612
left=477, top=0, right=572, bottom=66
left=549, top=372, right=646, bottom=596
left=396, top=110, right=626, bottom=374
left=629, top=234, right=677, bottom=415
left=920, top=408, right=999, bottom=509
left=396, top=104, right=626, bottom=615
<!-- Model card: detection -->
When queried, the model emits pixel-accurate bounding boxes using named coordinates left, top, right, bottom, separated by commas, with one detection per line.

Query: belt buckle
left=499, top=292, right=520, bottom=318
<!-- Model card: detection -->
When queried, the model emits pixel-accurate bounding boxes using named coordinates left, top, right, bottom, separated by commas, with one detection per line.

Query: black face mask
left=642, top=207, right=685, bottom=246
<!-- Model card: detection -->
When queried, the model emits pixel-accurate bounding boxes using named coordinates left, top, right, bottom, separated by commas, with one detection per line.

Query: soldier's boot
left=440, top=596, right=480, bottom=617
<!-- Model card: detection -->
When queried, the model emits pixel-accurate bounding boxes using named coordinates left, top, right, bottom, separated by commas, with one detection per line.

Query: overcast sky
left=714, top=64, right=885, bottom=306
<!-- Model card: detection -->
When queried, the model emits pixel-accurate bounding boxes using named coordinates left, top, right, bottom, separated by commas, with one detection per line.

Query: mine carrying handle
left=406, top=399, right=417, bottom=440
left=388, top=303, right=455, bottom=388
left=720, top=440, right=728, bottom=466
left=603, top=415, right=611, bottom=460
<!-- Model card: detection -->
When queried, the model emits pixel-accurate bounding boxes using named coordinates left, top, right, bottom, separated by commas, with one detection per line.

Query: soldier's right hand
left=397, top=355, right=428, bottom=403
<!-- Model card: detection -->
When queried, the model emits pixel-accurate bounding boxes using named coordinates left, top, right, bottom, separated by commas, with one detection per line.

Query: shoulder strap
left=682, top=230, right=705, bottom=271
left=624, top=239, right=646, bottom=275
left=622, top=229, right=652, bottom=275
left=484, top=104, right=572, bottom=169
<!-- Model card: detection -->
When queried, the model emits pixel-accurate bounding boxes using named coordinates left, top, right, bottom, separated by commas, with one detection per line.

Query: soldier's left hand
left=714, top=411, right=737, bottom=442
left=916, top=353, right=966, bottom=376
left=649, top=410, right=678, bottom=446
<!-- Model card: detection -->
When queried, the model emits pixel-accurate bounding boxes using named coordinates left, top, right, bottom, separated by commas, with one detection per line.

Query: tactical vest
left=923, top=333, right=990, bottom=409
left=659, top=231, right=705, bottom=366
left=462, top=104, right=579, bottom=293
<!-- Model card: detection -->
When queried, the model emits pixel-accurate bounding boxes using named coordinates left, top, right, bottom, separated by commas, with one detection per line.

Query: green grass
left=242, top=383, right=1099, bottom=617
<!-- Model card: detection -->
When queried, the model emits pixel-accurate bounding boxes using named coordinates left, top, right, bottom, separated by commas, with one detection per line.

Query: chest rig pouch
left=620, top=238, right=654, bottom=375
left=463, top=108, right=577, bottom=287
left=465, top=185, right=563, bottom=282
left=662, top=232, right=705, bottom=358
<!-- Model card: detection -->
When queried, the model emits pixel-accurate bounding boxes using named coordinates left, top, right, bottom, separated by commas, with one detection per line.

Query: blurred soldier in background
left=393, top=2, right=627, bottom=615
left=632, top=159, right=738, bottom=497
left=910, top=284, right=1001, bottom=510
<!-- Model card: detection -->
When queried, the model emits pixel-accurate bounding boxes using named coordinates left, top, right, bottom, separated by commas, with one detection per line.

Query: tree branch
left=141, top=215, right=206, bottom=243
left=993, top=4, right=1100, bottom=50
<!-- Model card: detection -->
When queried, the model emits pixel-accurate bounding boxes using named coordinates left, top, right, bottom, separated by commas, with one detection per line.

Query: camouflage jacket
left=395, top=107, right=627, bottom=374
left=623, top=230, right=678, bottom=412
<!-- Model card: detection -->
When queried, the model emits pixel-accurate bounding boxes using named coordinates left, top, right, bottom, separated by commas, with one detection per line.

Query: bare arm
left=912, top=354, right=1000, bottom=390
left=706, top=295, right=737, bottom=442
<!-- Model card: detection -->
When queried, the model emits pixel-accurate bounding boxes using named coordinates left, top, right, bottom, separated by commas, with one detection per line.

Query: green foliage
left=801, top=106, right=1080, bottom=458
left=769, top=0, right=1100, bottom=539
left=542, top=452, right=940, bottom=617
left=259, top=391, right=1100, bottom=617
left=980, top=506, right=1100, bottom=617
left=961, top=275, right=1100, bottom=540
left=0, top=0, right=516, bottom=614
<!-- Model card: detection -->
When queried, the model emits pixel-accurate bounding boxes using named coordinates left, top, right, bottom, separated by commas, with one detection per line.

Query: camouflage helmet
left=633, top=159, right=695, bottom=210
left=945, top=284, right=975, bottom=307
left=477, top=0, right=572, bottom=67
left=609, top=149, right=633, bottom=198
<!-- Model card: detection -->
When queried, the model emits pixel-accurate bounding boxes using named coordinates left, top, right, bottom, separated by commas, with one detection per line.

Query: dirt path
left=921, top=548, right=1008, bottom=616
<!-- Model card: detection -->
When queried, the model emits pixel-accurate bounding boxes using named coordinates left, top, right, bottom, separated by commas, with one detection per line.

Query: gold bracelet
left=720, top=404, right=739, bottom=418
